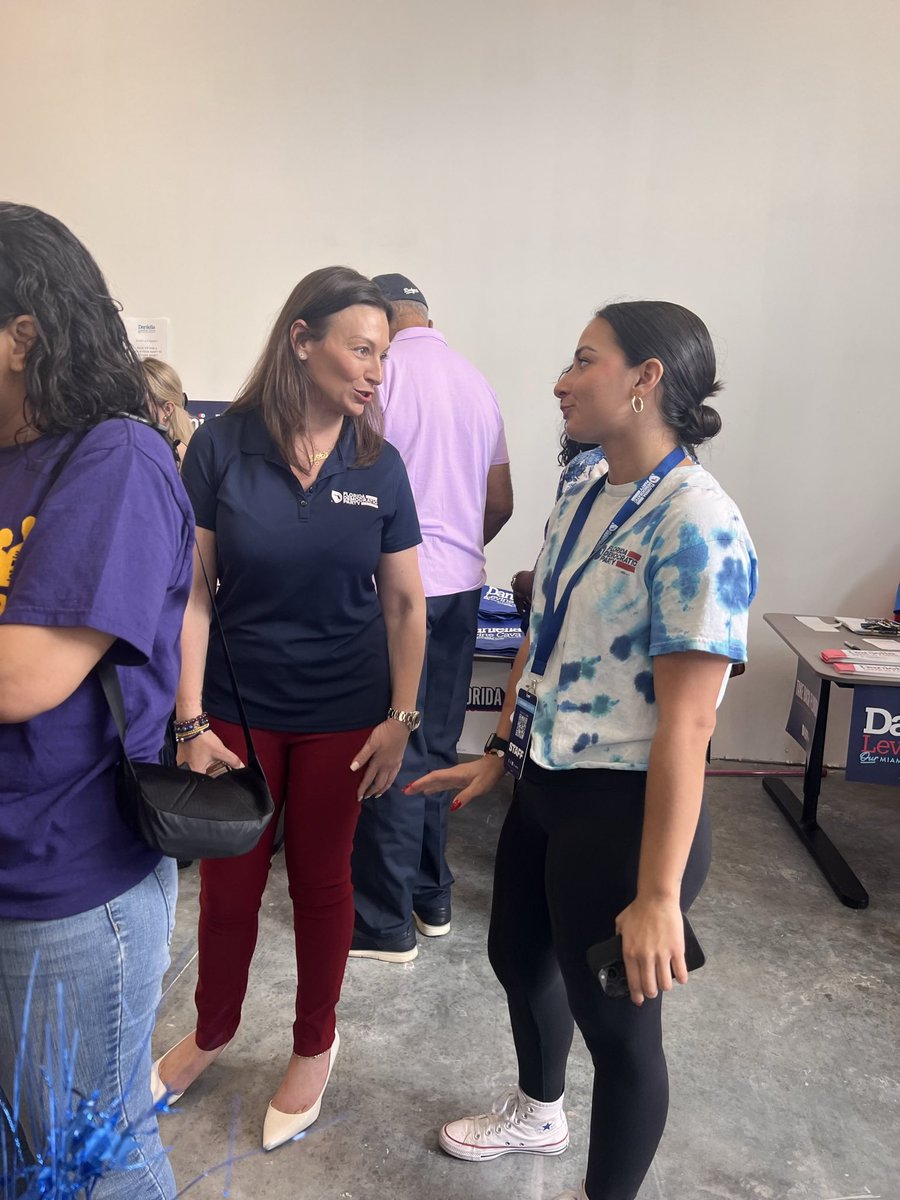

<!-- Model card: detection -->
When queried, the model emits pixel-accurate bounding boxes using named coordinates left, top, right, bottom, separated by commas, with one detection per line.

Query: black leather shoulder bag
left=95, top=544, right=276, bottom=860
left=30, top=419, right=276, bottom=860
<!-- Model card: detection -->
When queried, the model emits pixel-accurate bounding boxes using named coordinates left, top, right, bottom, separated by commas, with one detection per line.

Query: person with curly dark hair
left=0, top=202, right=194, bottom=1199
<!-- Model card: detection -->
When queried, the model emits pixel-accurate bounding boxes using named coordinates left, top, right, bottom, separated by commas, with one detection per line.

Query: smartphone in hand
left=586, top=913, right=706, bottom=999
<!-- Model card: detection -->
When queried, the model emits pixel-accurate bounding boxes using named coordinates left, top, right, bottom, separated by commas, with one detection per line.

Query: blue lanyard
left=531, top=446, right=686, bottom=677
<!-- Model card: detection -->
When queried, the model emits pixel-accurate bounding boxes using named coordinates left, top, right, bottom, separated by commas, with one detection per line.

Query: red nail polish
left=450, top=799, right=461, bottom=812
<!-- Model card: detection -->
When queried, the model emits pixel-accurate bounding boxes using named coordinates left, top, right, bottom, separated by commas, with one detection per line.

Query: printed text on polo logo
left=330, top=491, right=379, bottom=509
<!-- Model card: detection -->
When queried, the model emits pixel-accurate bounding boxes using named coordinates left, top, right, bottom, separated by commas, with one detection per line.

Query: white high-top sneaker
left=438, top=1085, right=569, bottom=1161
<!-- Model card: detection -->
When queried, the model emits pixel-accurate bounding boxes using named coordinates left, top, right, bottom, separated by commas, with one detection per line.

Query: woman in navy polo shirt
left=152, top=267, right=426, bottom=1151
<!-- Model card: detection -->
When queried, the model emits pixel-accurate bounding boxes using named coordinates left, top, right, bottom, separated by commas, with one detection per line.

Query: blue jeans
left=0, top=859, right=178, bottom=1200
left=353, top=588, right=481, bottom=938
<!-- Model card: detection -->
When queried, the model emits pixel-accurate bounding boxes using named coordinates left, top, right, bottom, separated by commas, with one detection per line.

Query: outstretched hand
left=405, top=755, right=506, bottom=811
left=350, top=720, right=410, bottom=801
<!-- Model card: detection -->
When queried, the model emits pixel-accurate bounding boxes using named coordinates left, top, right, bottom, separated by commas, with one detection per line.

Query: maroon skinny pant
left=194, top=718, right=374, bottom=1057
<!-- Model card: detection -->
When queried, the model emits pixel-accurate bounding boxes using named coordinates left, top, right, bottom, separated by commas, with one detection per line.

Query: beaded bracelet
left=174, top=722, right=210, bottom=744
left=173, top=712, right=209, bottom=734
left=173, top=713, right=210, bottom=743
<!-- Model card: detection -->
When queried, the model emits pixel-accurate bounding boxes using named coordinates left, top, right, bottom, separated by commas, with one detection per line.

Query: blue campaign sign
left=785, top=659, right=821, bottom=753
left=466, top=682, right=506, bottom=712
left=187, top=399, right=230, bottom=427
left=845, top=685, right=900, bottom=785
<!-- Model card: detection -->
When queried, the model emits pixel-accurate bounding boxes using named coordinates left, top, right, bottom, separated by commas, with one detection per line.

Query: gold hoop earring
left=631, top=394, right=644, bottom=414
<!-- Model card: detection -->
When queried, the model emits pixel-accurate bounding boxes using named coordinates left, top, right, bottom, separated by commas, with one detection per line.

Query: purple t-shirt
left=0, top=420, right=194, bottom=920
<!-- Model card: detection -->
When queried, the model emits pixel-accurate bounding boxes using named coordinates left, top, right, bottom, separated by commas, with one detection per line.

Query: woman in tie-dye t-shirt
left=411, top=301, right=757, bottom=1200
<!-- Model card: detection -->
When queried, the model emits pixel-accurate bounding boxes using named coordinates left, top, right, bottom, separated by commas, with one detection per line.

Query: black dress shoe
left=348, top=926, right=418, bottom=962
left=413, top=904, right=451, bottom=937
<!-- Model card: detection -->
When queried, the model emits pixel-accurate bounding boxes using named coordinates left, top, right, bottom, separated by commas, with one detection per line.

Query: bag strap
left=192, top=545, right=262, bottom=771
left=95, top=659, right=141, bottom=779
left=94, top=545, right=262, bottom=773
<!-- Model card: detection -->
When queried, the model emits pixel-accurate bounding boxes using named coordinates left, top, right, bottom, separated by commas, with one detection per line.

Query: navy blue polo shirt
left=180, top=408, right=421, bottom=732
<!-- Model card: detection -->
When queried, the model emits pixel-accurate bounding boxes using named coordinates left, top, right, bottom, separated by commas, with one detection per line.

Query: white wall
left=4, top=0, right=899, bottom=763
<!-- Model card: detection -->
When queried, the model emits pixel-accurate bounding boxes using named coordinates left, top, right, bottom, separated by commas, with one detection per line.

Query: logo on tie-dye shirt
left=595, top=544, right=642, bottom=574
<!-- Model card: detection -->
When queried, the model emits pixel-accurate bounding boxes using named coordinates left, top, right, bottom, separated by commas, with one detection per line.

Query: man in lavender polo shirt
left=350, top=274, right=513, bottom=961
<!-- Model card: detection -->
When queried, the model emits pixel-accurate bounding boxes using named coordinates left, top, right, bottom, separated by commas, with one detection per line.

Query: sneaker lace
left=482, top=1086, right=533, bottom=1136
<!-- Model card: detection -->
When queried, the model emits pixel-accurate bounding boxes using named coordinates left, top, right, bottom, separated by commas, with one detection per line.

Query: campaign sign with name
left=467, top=683, right=506, bottom=712
left=785, top=659, right=822, bottom=753
left=186, top=399, right=230, bottom=427
left=479, top=584, right=517, bottom=618
left=845, top=686, right=900, bottom=785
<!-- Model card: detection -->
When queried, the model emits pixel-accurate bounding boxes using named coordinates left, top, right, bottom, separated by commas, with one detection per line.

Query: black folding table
left=763, top=612, right=900, bottom=910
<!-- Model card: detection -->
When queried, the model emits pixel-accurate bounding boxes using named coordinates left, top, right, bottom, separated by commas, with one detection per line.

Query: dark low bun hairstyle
left=596, top=300, right=722, bottom=447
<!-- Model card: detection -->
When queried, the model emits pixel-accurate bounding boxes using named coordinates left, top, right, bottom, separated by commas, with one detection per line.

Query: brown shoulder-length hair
left=231, top=266, right=392, bottom=468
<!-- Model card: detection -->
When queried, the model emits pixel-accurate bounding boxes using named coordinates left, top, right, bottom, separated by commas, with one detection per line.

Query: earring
left=631, top=394, right=644, bottom=414
left=298, top=352, right=307, bottom=361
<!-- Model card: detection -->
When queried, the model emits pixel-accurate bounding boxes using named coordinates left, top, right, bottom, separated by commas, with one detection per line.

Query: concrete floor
left=155, top=766, right=899, bottom=1200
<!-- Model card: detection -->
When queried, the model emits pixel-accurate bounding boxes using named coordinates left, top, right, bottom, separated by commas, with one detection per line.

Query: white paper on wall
left=123, top=316, right=170, bottom=361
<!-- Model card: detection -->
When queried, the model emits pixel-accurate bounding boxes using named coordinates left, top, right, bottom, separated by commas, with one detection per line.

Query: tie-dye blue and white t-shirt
left=524, top=464, right=758, bottom=771
left=556, top=447, right=607, bottom=500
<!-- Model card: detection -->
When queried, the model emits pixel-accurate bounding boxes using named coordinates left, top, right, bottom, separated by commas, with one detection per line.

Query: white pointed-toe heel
left=150, top=1032, right=196, bottom=1107
left=152, top=1031, right=230, bottom=1107
left=262, top=1030, right=340, bottom=1151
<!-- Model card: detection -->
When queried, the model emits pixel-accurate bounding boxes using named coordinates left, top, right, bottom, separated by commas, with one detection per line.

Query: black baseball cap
left=372, top=273, right=428, bottom=309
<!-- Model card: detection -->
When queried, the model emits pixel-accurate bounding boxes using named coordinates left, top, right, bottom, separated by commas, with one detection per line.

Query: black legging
left=488, top=759, right=712, bottom=1200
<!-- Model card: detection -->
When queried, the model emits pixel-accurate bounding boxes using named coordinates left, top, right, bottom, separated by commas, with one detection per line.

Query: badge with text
left=505, top=688, right=537, bottom=779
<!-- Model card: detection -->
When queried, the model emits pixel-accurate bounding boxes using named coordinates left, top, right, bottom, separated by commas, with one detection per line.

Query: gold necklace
left=296, top=444, right=333, bottom=473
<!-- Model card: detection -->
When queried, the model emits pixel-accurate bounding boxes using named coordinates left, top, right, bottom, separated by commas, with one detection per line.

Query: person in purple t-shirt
left=0, top=204, right=194, bottom=1199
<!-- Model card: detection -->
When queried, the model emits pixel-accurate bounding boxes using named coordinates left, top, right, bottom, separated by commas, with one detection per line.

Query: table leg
left=762, top=678, right=869, bottom=909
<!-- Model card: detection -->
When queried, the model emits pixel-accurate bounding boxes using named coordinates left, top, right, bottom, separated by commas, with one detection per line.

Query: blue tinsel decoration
left=2, top=953, right=327, bottom=1198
